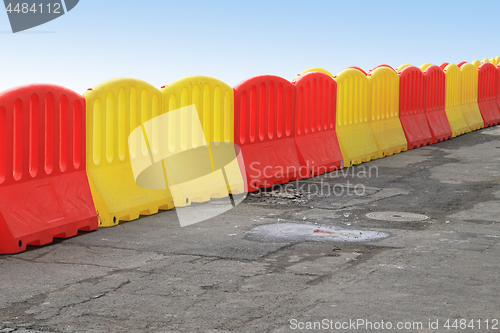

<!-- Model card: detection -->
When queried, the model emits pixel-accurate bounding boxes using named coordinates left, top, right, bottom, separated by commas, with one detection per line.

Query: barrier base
left=370, top=119, right=408, bottom=158
left=87, top=164, right=174, bottom=227
left=0, top=172, right=98, bottom=254
left=240, top=138, right=302, bottom=192
left=400, top=114, right=433, bottom=149
left=425, top=109, right=453, bottom=143
left=445, top=106, right=469, bottom=137
left=337, top=123, right=379, bottom=167
left=462, top=103, right=484, bottom=131
left=210, top=143, right=247, bottom=195
left=162, top=145, right=241, bottom=205
left=478, top=100, right=500, bottom=127
left=294, top=131, right=343, bottom=177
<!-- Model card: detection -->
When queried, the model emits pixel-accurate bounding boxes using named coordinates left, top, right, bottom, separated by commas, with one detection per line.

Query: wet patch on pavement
left=245, top=223, right=389, bottom=243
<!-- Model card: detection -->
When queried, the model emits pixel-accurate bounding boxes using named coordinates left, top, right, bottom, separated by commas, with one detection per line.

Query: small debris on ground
left=248, top=188, right=310, bottom=204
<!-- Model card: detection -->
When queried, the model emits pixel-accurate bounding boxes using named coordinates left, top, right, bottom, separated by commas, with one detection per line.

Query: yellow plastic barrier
left=496, top=56, right=500, bottom=65
left=160, top=76, right=245, bottom=201
left=293, top=67, right=334, bottom=81
left=396, top=64, right=411, bottom=72
left=490, top=57, right=498, bottom=66
left=443, top=64, right=469, bottom=136
left=128, top=104, right=245, bottom=227
left=482, top=58, right=490, bottom=64
left=460, top=63, right=484, bottom=131
left=84, top=78, right=174, bottom=227
left=471, top=60, right=481, bottom=68
left=419, top=63, right=432, bottom=72
left=367, top=66, right=407, bottom=158
left=334, top=68, right=379, bottom=166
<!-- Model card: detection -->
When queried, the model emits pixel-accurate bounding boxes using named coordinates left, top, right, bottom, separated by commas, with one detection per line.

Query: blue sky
left=0, top=0, right=498, bottom=93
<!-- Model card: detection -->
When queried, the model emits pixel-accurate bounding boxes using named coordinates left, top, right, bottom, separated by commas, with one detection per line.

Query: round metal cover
left=366, top=212, right=429, bottom=222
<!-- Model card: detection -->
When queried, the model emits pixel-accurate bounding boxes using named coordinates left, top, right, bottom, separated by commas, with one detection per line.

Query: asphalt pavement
left=1, top=125, right=500, bottom=333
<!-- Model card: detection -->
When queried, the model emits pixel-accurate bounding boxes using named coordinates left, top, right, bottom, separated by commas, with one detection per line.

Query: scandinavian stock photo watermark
left=249, top=163, right=379, bottom=199
left=289, top=318, right=500, bottom=331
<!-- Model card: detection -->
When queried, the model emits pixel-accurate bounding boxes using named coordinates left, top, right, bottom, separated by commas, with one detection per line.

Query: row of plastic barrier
left=1, top=58, right=500, bottom=253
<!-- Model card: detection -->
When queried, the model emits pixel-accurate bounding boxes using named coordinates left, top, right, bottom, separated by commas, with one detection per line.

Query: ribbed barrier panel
left=443, top=64, right=469, bottom=136
left=234, top=75, right=302, bottom=191
left=497, top=63, right=500, bottom=113
left=333, top=68, right=378, bottom=166
left=84, top=78, right=174, bottom=227
left=293, top=71, right=342, bottom=176
left=367, top=65, right=407, bottom=158
left=160, top=76, right=244, bottom=202
left=458, top=63, right=484, bottom=131
left=398, top=66, right=433, bottom=149
left=422, top=65, right=453, bottom=143
left=477, top=63, right=500, bottom=127
left=129, top=103, right=247, bottom=227
left=0, top=84, right=98, bottom=254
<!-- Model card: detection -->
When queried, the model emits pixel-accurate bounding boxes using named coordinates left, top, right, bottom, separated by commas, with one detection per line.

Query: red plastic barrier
left=423, top=65, right=453, bottom=143
left=398, top=66, right=433, bottom=149
left=439, top=63, right=449, bottom=70
left=234, top=76, right=302, bottom=192
left=0, top=85, right=98, bottom=254
left=477, top=63, right=500, bottom=127
left=497, top=63, right=500, bottom=117
left=457, top=61, right=467, bottom=68
left=293, top=72, right=342, bottom=176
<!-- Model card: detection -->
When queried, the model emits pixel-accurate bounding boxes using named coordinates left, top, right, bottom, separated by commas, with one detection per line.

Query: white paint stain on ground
left=245, top=223, right=389, bottom=243
left=481, top=126, right=500, bottom=136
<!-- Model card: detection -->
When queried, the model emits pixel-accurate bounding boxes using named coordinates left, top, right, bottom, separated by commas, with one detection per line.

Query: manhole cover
left=245, top=223, right=389, bottom=243
left=366, top=212, right=429, bottom=222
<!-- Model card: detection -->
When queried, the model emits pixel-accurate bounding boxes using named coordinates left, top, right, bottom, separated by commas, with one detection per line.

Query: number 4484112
left=5, top=3, right=62, bottom=14
left=444, top=319, right=499, bottom=330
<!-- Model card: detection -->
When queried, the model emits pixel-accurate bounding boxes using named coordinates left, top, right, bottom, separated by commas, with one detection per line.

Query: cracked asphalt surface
left=1, top=126, right=500, bottom=332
